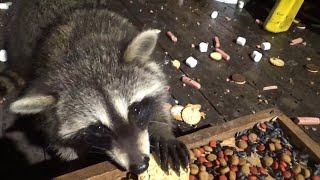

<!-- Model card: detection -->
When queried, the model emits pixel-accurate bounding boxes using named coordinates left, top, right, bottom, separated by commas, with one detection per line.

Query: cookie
left=182, top=106, right=202, bottom=125
left=305, top=63, right=319, bottom=73
left=231, top=73, right=246, bottom=84
left=269, top=58, right=285, bottom=67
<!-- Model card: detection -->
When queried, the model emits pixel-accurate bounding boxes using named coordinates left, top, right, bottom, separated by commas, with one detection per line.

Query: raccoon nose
left=129, top=156, right=150, bottom=174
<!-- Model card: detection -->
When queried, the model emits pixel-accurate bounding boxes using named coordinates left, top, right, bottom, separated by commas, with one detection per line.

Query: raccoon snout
left=129, top=156, right=150, bottom=174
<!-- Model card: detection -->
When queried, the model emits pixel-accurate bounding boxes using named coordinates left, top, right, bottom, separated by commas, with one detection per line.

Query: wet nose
left=129, top=156, right=150, bottom=174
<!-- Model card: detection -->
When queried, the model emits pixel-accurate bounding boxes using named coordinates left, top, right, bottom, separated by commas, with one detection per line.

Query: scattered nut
left=263, top=156, right=273, bottom=166
left=231, top=155, right=239, bottom=166
left=224, top=149, right=233, bottom=156
left=248, top=133, right=257, bottom=142
left=220, top=166, right=230, bottom=175
left=204, top=145, right=213, bottom=152
left=206, top=154, right=217, bottom=162
left=281, top=153, right=291, bottom=164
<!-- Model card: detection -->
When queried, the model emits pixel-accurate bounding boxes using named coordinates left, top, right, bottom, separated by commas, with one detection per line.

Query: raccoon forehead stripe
left=130, top=81, right=163, bottom=104
left=110, top=96, right=129, bottom=122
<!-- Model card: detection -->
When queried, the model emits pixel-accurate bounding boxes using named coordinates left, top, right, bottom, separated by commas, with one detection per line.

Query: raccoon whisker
left=149, top=121, right=170, bottom=126
left=90, top=145, right=108, bottom=151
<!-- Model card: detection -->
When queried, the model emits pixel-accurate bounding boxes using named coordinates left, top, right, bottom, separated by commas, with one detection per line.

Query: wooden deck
left=0, top=0, right=319, bottom=179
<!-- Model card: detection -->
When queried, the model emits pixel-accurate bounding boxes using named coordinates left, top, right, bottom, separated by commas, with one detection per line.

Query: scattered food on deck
left=199, top=42, right=209, bottom=52
left=231, top=73, right=246, bottom=85
left=191, top=43, right=195, bottom=48
left=251, top=51, right=262, bottom=62
left=294, top=117, right=320, bottom=125
left=214, top=36, right=220, bottom=48
left=170, top=105, right=184, bottom=121
left=255, top=19, right=263, bottom=25
left=305, top=63, right=319, bottom=73
left=166, top=31, right=177, bottom=43
left=256, top=45, right=261, bottom=49
left=0, top=49, right=7, bottom=62
left=297, top=25, right=306, bottom=29
left=211, top=11, right=218, bottom=19
left=293, top=19, right=300, bottom=24
left=290, top=38, right=303, bottom=45
left=214, top=0, right=238, bottom=4
left=236, top=37, right=246, bottom=46
left=170, top=104, right=205, bottom=125
left=263, top=85, right=278, bottom=91
left=238, top=1, right=245, bottom=8
left=182, top=76, right=201, bottom=89
left=185, top=56, right=198, bottom=68
left=215, top=48, right=230, bottom=61
left=0, top=2, right=12, bottom=10
left=210, top=52, right=222, bottom=61
left=225, top=16, right=232, bottom=21
left=182, top=104, right=206, bottom=125
left=261, top=42, right=271, bottom=50
left=306, top=57, right=311, bottom=61
left=171, top=60, right=180, bottom=69
left=269, top=57, right=285, bottom=67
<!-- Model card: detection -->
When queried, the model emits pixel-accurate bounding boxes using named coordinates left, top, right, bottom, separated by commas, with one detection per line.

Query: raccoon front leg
left=148, top=108, right=189, bottom=174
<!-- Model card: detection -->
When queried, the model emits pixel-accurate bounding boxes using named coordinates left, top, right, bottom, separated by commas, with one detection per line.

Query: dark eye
left=129, top=97, right=155, bottom=129
left=82, top=123, right=111, bottom=138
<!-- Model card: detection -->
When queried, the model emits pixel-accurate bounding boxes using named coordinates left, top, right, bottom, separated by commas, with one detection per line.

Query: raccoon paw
left=150, top=137, right=189, bottom=175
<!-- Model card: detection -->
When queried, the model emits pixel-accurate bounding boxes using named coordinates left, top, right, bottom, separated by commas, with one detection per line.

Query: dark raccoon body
left=7, top=0, right=189, bottom=174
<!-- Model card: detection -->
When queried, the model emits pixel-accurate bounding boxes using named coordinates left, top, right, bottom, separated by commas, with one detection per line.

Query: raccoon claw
left=151, top=137, right=189, bottom=175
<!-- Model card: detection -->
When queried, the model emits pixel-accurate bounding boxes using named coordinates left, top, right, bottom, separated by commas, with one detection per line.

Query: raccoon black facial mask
left=8, top=0, right=189, bottom=175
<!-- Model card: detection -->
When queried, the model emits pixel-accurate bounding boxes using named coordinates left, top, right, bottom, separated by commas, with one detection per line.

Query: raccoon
left=7, top=0, right=189, bottom=174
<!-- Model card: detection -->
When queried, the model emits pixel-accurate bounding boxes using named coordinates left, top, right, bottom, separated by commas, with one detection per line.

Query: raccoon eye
left=84, top=123, right=111, bottom=138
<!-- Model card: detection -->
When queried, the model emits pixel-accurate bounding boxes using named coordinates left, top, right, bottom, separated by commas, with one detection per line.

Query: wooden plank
left=55, top=108, right=320, bottom=179
left=179, top=0, right=320, bottom=118
left=120, top=0, right=273, bottom=120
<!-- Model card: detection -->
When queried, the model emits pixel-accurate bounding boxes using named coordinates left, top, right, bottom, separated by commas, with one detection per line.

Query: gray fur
left=7, top=0, right=175, bottom=171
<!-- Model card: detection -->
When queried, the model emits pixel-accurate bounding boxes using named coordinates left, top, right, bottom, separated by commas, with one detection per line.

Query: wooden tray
left=54, top=108, right=320, bottom=180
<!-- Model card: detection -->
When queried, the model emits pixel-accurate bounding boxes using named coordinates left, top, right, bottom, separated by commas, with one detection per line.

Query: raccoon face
left=10, top=29, right=165, bottom=174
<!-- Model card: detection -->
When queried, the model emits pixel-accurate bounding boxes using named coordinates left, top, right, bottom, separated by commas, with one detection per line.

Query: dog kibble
left=250, top=167, right=258, bottom=175
left=241, top=165, right=250, bottom=176
left=281, top=153, right=291, bottom=163
left=284, top=171, right=292, bottom=178
left=220, top=166, right=230, bottom=175
left=258, top=144, right=265, bottom=151
left=209, top=140, right=217, bottom=147
left=199, top=165, right=206, bottom=172
left=204, top=145, right=213, bottom=152
left=295, top=174, right=305, bottom=180
left=240, top=135, right=248, bottom=141
left=269, top=143, right=276, bottom=151
left=239, top=157, right=247, bottom=166
left=188, top=118, right=318, bottom=180
left=231, top=155, right=239, bottom=165
left=206, top=154, right=217, bottom=162
left=303, top=168, right=311, bottom=178
left=224, top=149, right=233, bottom=156
left=219, top=175, right=227, bottom=180
left=219, top=157, right=227, bottom=166
left=236, top=140, right=248, bottom=149
left=248, top=133, right=257, bottom=142
left=229, top=170, right=236, bottom=180
left=263, top=156, right=273, bottom=166
left=198, top=171, right=209, bottom=180
left=293, top=165, right=302, bottom=174
left=193, top=148, right=202, bottom=158
left=270, top=138, right=281, bottom=143
left=275, top=142, right=282, bottom=150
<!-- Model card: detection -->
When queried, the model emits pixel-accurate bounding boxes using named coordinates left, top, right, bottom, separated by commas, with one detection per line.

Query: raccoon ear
left=124, top=29, right=161, bottom=63
left=10, top=95, right=56, bottom=114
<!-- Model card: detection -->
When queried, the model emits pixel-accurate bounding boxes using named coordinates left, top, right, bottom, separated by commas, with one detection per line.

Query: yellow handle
left=264, top=0, right=304, bottom=33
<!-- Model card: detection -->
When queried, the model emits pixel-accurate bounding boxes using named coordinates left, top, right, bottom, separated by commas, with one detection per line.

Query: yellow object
left=264, top=0, right=304, bottom=33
